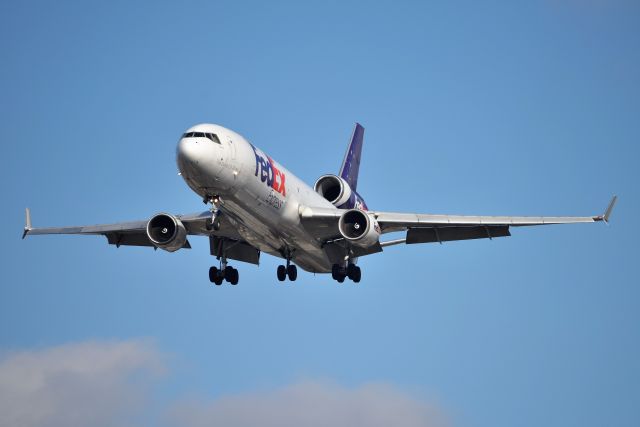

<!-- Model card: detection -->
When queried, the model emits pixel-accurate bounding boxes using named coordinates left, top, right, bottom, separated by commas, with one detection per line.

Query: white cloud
left=0, top=340, right=447, bottom=427
left=167, top=381, right=448, bottom=427
left=0, top=339, right=163, bottom=427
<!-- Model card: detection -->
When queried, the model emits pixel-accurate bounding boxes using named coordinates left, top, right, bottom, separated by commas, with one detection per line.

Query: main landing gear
left=332, top=263, right=361, bottom=283
left=209, top=265, right=239, bottom=285
left=208, top=252, right=239, bottom=286
left=277, top=258, right=297, bottom=282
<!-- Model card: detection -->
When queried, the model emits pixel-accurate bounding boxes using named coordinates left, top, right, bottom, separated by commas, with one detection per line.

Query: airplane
left=23, top=123, right=617, bottom=285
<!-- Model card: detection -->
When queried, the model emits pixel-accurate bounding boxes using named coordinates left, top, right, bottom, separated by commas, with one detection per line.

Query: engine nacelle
left=314, top=174, right=353, bottom=207
left=146, top=213, right=187, bottom=252
left=338, top=209, right=381, bottom=248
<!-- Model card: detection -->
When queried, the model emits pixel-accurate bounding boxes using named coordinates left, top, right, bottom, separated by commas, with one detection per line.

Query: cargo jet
left=23, top=123, right=617, bottom=285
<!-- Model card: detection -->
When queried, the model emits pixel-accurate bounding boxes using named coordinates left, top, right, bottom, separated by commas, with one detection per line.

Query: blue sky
left=1, top=1, right=638, bottom=426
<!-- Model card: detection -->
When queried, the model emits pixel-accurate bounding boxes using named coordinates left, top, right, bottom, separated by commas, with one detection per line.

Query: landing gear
left=332, top=263, right=361, bottom=283
left=208, top=264, right=239, bottom=285
left=205, top=195, right=221, bottom=231
left=277, top=255, right=298, bottom=282
left=208, top=250, right=239, bottom=286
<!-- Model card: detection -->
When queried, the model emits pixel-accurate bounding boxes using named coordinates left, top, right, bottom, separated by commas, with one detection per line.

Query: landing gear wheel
left=332, top=264, right=341, bottom=280
left=209, top=266, right=218, bottom=283
left=352, top=266, right=361, bottom=283
left=337, top=275, right=345, bottom=283
left=210, top=266, right=224, bottom=285
left=347, top=264, right=357, bottom=280
left=277, top=265, right=287, bottom=282
left=229, top=268, right=239, bottom=285
left=287, top=264, right=298, bottom=281
left=224, top=266, right=239, bottom=285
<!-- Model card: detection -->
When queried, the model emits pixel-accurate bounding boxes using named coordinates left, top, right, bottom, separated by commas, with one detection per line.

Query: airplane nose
left=176, top=137, right=210, bottom=180
left=176, top=138, right=199, bottom=165
left=176, top=135, right=224, bottom=183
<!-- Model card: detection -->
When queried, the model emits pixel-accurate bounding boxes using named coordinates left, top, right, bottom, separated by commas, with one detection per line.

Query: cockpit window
left=206, top=133, right=221, bottom=144
left=181, top=132, right=221, bottom=144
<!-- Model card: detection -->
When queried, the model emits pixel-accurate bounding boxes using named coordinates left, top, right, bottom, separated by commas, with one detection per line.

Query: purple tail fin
left=339, top=123, right=365, bottom=191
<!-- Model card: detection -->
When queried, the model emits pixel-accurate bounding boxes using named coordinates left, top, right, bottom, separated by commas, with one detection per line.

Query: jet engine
left=146, top=213, right=187, bottom=252
left=314, top=174, right=352, bottom=207
left=338, top=209, right=381, bottom=248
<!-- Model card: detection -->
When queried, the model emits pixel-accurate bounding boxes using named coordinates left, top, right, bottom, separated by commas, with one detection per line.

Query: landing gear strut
left=277, top=253, right=297, bottom=282
left=332, top=263, right=361, bottom=283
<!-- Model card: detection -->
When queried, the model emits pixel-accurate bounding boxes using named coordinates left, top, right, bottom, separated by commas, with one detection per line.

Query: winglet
left=603, top=195, right=617, bottom=223
left=22, top=208, right=32, bottom=239
left=595, top=195, right=617, bottom=224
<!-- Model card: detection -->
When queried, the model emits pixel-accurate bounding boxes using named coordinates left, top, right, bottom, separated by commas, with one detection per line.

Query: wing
left=301, top=196, right=617, bottom=248
left=22, top=208, right=244, bottom=250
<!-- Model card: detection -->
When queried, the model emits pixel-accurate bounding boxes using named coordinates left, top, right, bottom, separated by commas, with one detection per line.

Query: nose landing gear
left=204, top=195, right=221, bottom=231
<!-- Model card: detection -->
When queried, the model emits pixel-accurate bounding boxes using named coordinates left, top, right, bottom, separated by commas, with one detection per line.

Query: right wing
left=22, top=208, right=161, bottom=247
left=22, top=208, right=249, bottom=253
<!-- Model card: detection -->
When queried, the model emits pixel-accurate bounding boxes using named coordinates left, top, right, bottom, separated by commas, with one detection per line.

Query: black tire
left=230, top=268, right=239, bottom=285
left=277, top=265, right=287, bottom=281
left=353, top=266, right=361, bottom=283
left=287, top=264, right=298, bottom=281
left=347, top=264, right=357, bottom=280
left=213, top=218, right=221, bottom=231
left=223, top=266, right=233, bottom=281
left=205, top=218, right=213, bottom=231
left=209, top=266, right=218, bottom=283
left=331, top=264, right=341, bottom=280
left=337, top=275, right=345, bottom=283
left=214, top=276, right=223, bottom=286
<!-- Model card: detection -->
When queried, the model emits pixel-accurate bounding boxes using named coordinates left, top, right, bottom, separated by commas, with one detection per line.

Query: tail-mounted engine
left=338, top=209, right=381, bottom=248
left=314, top=174, right=352, bottom=207
left=146, top=213, right=187, bottom=252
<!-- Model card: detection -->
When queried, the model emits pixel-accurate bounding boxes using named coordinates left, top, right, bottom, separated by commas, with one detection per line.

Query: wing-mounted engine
left=314, top=174, right=353, bottom=207
left=146, top=213, right=188, bottom=252
left=338, top=209, right=381, bottom=248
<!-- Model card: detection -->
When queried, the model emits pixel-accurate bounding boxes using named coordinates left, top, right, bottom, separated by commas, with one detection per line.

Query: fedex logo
left=354, top=198, right=367, bottom=211
left=250, top=144, right=286, bottom=196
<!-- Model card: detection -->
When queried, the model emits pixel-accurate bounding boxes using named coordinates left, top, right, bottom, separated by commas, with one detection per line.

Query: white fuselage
left=176, top=123, right=337, bottom=272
